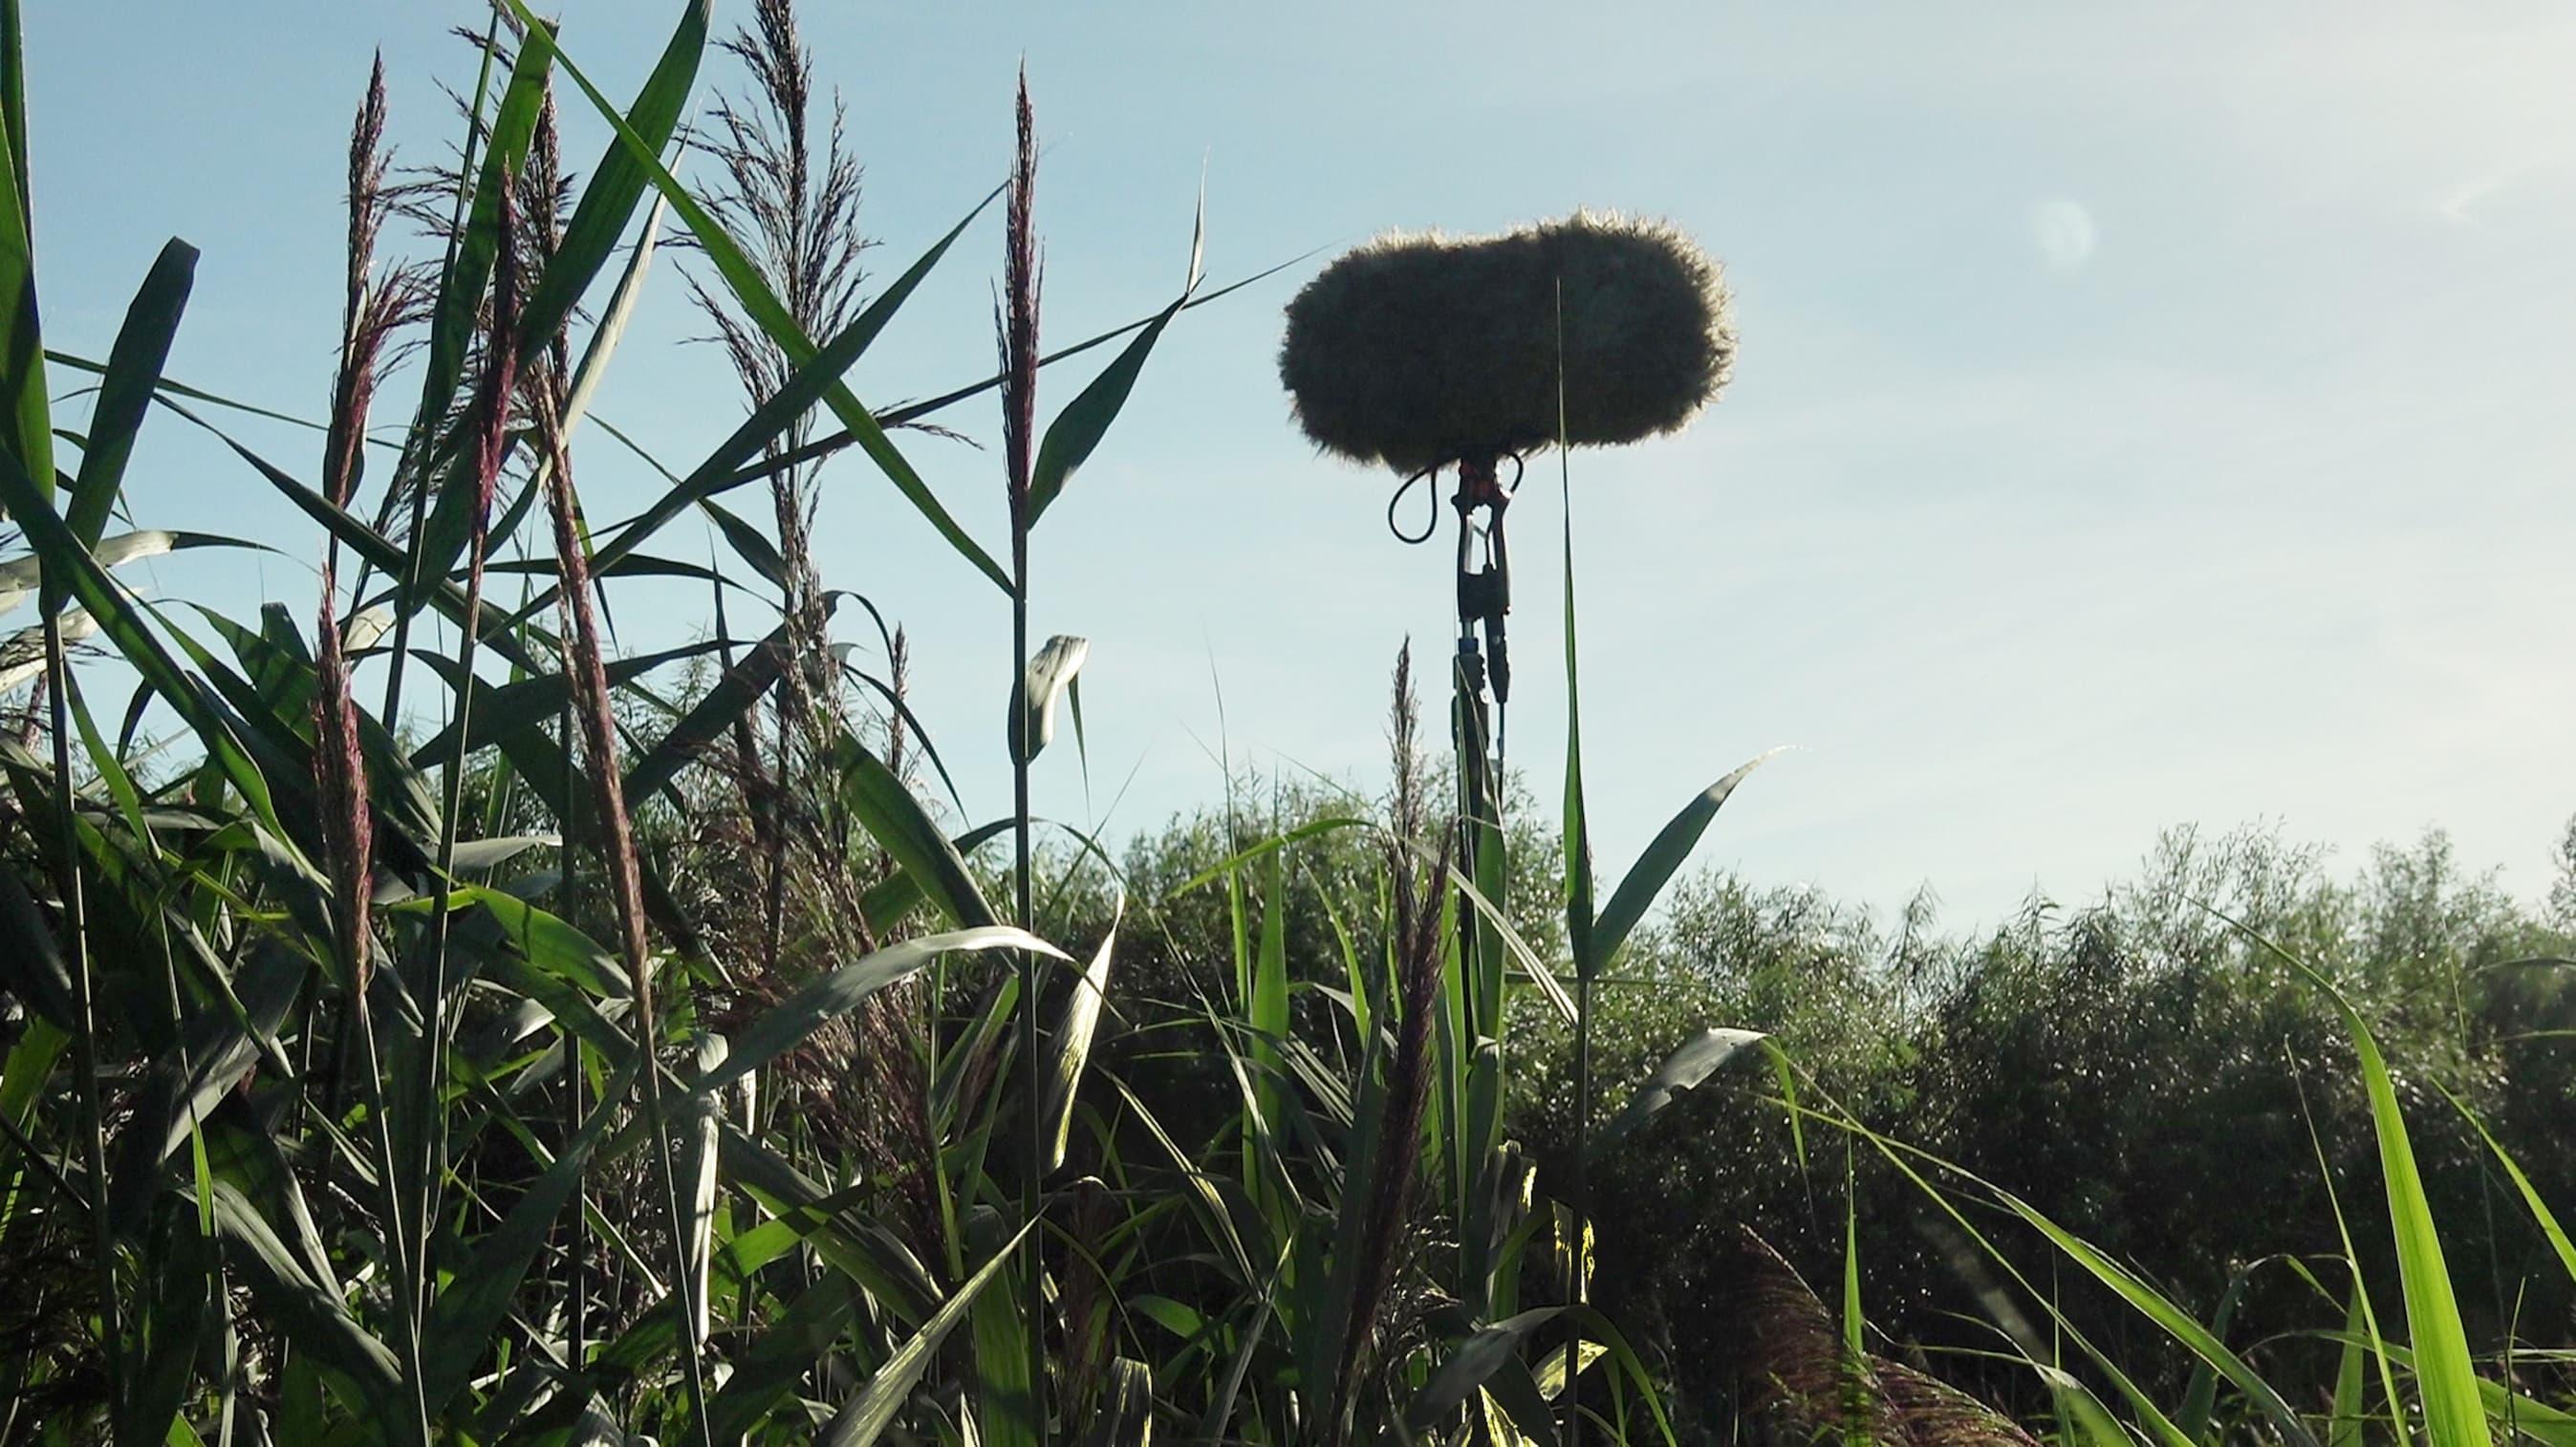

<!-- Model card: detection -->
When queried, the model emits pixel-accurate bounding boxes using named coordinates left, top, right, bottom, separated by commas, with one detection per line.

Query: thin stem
left=559, top=683, right=590, bottom=1368
left=1571, top=952, right=1593, bottom=1443
left=407, top=465, right=494, bottom=1375
left=354, top=980, right=433, bottom=1446
left=534, top=388, right=713, bottom=1447
left=42, top=608, right=122, bottom=1410
left=634, top=1014, right=713, bottom=1447
left=1013, top=540, right=1043, bottom=1439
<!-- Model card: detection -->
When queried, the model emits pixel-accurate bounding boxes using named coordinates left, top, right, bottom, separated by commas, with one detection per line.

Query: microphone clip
left=1451, top=451, right=1515, bottom=705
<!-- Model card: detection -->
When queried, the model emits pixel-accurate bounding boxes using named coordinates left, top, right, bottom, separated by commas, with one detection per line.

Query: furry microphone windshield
left=1279, top=211, right=1735, bottom=474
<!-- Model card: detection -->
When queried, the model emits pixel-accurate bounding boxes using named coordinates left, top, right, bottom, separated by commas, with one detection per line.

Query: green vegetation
left=0, top=3, right=2569, bottom=1443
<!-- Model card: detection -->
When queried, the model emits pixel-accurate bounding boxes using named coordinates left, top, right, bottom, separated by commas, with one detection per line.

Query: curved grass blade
left=2221, top=915, right=2485, bottom=1447
left=561, top=194, right=665, bottom=437
left=821, top=1219, right=1038, bottom=1447
left=0, top=451, right=277, bottom=818
left=65, top=238, right=195, bottom=560
left=1172, top=815, right=1373, bottom=896
left=516, top=0, right=704, bottom=356
left=0, top=82, right=52, bottom=506
left=1589, top=1026, right=1765, bottom=1157
left=204, top=1181, right=404, bottom=1416
left=119, top=1192, right=215, bottom=1446
left=2435, top=1080, right=2576, bottom=1285
left=835, top=727, right=1001, bottom=929
left=1041, top=913, right=1118, bottom=1173
left=1079, top=1359, right=1154, bottom=1447
left=1413, top=1307, right=1562, bottom=1427
left=619, top=618, right=795, bottom=805
left=699, top=926, right=1063, bottom=1095
left=858, top=818, right=1011, bottom=938
left=1009, top=633, right=1088, bottom=765
left=1026, top=276, right=1190, bottom=525
left=0, top=529, right=250, bottom=618
left=2329, top=1287, right=2370, bottom=1447
left=1590, top=750, right=1780, bottom=970
left=0, top=860, right=74, bottom=1028
left=1819, top=1102, right=2319, bottom=1447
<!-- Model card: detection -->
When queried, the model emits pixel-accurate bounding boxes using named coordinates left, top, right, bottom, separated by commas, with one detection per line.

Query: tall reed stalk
left=0, top=27, right=123, bottom=1407
left=314, top=55, right=433, bottom=1443
left=684, top=0, right=871, bottom=982
left=530, top=359, right=717, bottom=1447
left=997, top=61, right=1048, bottom=1441
left=417, top=167, right=520, bottom=1288
left=1331, top=645, right=1449, bottom=1442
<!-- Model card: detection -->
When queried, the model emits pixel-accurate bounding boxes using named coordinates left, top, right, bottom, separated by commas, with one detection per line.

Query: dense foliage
left=1101, top=789, right=2576, bottom=1438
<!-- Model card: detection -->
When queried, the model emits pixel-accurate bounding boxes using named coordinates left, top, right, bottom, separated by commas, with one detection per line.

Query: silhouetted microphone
left=1278, top=211, right=1735, bottom=473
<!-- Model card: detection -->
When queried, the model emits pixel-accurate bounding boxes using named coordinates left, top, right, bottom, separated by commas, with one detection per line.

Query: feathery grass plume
left=1720, top=1224, right=1903, bottom=1443
left=1389, top=639, right=1424, bottom=851
left=1877, top=1361, right=2048, bottom=1447
left=314, top=55, right=415, bottom=997
left=998, top=67, right=1041, bottom=528
left=1334, top=643, right=1449, bottom=1434
left=323, top=54, right=432, bottom=517
left=310, top=56, right=441, bottom=1439
left=678, top=9, right=944, bottom=1263
left=367, top=20, right=510, bottom=545
left=883, top=621, right=912, bottom=790
left=1280, top=211, right=1734, bottom=473
left=686, top=0, right=868, bottom=747
left=514, top=78, right=580, bottom=416
left=463, top=194, right=521, bottom=621
left=382, top=175, right=526, bottom=1413
left=685, top=0, right=872, bottom=981
left=1055, top=1175, right=1118, bottom=1422
left=516, top=82, right=574, bottom=282
left=1718, top=1226, right=2040, bottom=1446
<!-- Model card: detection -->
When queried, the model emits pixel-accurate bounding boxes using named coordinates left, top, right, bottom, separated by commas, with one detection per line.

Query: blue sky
left=19, top=2, right=2576, bottom=929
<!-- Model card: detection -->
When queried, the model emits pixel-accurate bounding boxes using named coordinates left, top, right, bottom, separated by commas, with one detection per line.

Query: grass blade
left=1590, top=750, right=1780, bottom=970
left=2436, top=1080, right=2576, bottom=1285
left=701, top=926, right=1064, bottom=1094
left=2226, top=918, right=2486, bottom=1446
left=1590, top=1026, right=1764, bottom=1156
left=1026, top=280, right=1189, bottom=524
left=2330, top=1286, right=2369, bottom=1447
left=835, top=725, right=1002, bottom=928
left=822, top=1220, right=1039, bottom=1447
left=1041, top=916, right=1117, bottom=1173
left=517, top=0, right=704, bottom=354
left=66, top=238, right=195, bottom=554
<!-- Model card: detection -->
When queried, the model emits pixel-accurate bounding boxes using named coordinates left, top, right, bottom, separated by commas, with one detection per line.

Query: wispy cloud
left=2031, top=199, right=2096, bottom=270
left=2435, top=158, right=2554, bottom=225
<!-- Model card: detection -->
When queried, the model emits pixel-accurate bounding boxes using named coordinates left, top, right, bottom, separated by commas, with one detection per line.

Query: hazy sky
left=20, top=2, right=2576, bottom=929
